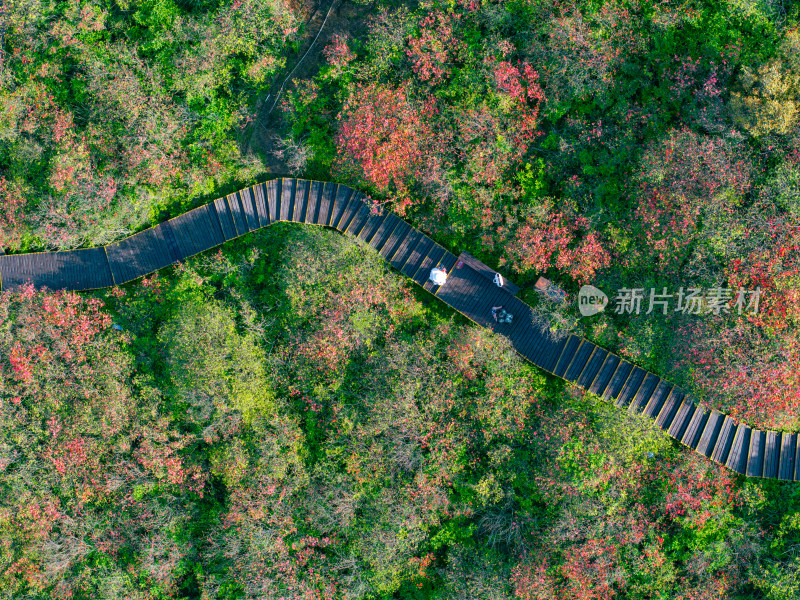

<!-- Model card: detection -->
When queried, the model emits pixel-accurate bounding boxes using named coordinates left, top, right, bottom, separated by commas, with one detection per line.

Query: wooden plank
left=589, top=354, right=620, bottom=396
left=318, top=182, right=337, bottom=226
left=280, top=178, right=295, bottom=221
left=666, top=395, right=695, bottom=439
left=358, top=208, right=387, bottom=244
left=266, top=179, right=280, bottom=223
left=344, top=203, right=371, bottom=237
left=462, top=270, right=497, bottom=321
left=106, top=227, right=175, bottom=285
left=543, top=335, right=570, bottom=373
left=615, top=366, right=646, bottom=408
left=305, top=181, right=323, bottom=224
left=629, top=373, right=659, bottom=414
left=411, top=243, right=442, bottom=284
left=330, top=186, right=355, bottom=229
left=696, top=410, right=725, bottom=457
left=6, top=252, right=59, bottom=290
left=240, top=187, right=260, bottom=231
left=370, top=214, right=402, bottom=252
left=779, top=433, right=796, bottom=481
left=436, top=264, right=471, bottom=302
left=111, top=244, right=131, bottom=285
left=380, top=221, right=411, bottom=260
left=254, top=183, right=269, bottom=226
left=430, top=251, right=459, bottom=296
left=452, top=265, right=484, bottom=305
left=422, top=247, right=449, bottom=292
left=711, top=417, right=737, bottom=464
left=158, top=222, right=184, bottom=263
left=350, top=203, right=379, bottom=240
left=747, top=430, right=766, bottom=478
left=457, top=251, right=521, bottom=296
left=339, top=193, right=367, bottom=233
left=602, top=361, right=633, bottom=402
left=552, top=335, right=582, bottom=378
left=214, top=196, right=238, bottom=240
left=680, top=404, right=709, bottom=449
left=726, top=425, right=751, bottom=474
left=402, top=235, right=434, bottom=278
left=486, top=287, right=514, bottom=328
left=170, top=205, right=224, bottom=259
left=519, top=325, right=550, bottom=365
left=654, top=388, right=683, bottom=430
left=795, top=440, right=800, bottom=481
left=438, top=268, right=479, bottom=320
left=644, top=380, right=674, bottom=420
left=0, top=247, right=115, bottom=291
left=542, top=333, right=572, bottom=376
left=106, top=246, right=128, bottom=285
left=468, top=278, right=499, bottom=327
left=505, top=302, right=537, bottom=354
left=413, top=244, right=446, bottom=286
left=527, top=323, right=555, bottom=368
left=385, top=226, right=417, bottom=266
left=576, top=348, right=608, bottom=389
left=206, top=201, right=226, bottom=244
left=390, top=230, right=423, bottom=270
left=467, top=281, right=495, bottom=326
left=60, top=254, right=72, bottom=289
left=525, top=322, right=551, bottom=366
left=563, top=342, right=596, bottom=383
left=764, top=431, right=781, bottom=479
left=403, top=235, right=437, bottom=281
left=294, top=179, right=310, bottom=222
left=226, top=193, right=247, bottom=235
left=521, top=314, right=551, bottom=363
left=482, top=285, right=509, bottom=327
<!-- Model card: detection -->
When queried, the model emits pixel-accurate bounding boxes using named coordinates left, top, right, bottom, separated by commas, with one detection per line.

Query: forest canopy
left=2, top=0, right=800, bottom=597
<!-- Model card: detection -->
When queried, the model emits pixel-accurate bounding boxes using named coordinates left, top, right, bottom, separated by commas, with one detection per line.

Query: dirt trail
left=243, top=0, right=374, bottom=174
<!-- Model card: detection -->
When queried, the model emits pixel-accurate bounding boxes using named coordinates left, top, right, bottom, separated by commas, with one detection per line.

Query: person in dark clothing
left=491, top=305, right=513, bottom=324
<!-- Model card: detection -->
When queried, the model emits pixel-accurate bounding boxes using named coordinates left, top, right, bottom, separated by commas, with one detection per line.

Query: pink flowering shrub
left=324, top=33, right=356, bottom=77
left=504, top=202, right=611, bottom=282
left=630, top=128, right=752, bottom=274
left=334, top=82, right=437, bottom=214
left=406, top=11, right=464, bottom=84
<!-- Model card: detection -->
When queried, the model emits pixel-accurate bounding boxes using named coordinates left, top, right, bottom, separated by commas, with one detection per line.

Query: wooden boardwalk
left=0, top=178, right=796, bottom=482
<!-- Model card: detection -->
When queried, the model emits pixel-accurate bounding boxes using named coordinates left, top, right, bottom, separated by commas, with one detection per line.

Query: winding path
left=0, top=178, right=796, bottom=481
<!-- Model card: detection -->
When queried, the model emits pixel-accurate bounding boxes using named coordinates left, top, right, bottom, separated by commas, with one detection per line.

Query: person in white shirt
left=429, top=266, right=448, bottom=286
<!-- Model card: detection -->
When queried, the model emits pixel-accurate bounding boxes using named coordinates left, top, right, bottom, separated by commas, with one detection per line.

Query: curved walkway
left=0, top=178, right=796, bottom=482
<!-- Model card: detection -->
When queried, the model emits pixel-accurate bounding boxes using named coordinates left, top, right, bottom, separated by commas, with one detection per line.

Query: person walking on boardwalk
left=429, top=266, right=448, bottom=286
left=491, top=305, right=513, bottom=324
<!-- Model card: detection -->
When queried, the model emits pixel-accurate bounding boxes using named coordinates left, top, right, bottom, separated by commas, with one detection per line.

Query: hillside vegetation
left=2, top=0, right=800, bottom=598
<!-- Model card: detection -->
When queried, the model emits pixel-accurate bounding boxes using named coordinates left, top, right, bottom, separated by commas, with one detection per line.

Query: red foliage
left=504, top=205, right=610, bottom=282
left=512, top=556, right=558, bottom=600
left=653, top=454, right=740, bottom=530
left=559, top=538, right=621, bottom=600
left=323, top=33, right=356, bottom=75
left=0, top=178, right=30, bottom=249
left=631, top=128, right=753, bottom=273
left=672, top=218, right=800, bottom=428
left=455, top=58, right=544, bottom=186
left=406, top=11, right=463, bottom=84
left=334, top=82, right=437, bottom=214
